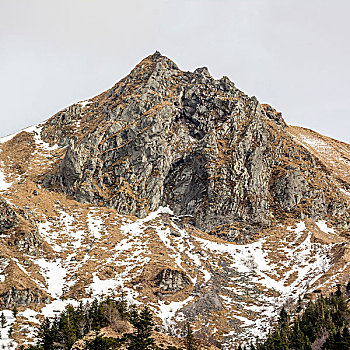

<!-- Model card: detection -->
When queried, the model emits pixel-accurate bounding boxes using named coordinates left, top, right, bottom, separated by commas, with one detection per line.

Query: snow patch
left=157, top=296, right=194, bottom=329
left=36, top=258, right=67, bottom=298
left=19, top=309, right=40, bottom=324
left=316, top=220, right=336, bottom=235
left=87, top=210, right=104, bottom=239
left=0, top=167, right=13, bottom=191
left=78, top=100, right=92, bottom=108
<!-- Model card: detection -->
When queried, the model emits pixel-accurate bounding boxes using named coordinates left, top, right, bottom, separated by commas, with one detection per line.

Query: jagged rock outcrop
left=11, top=229, right=41, bottom=255
left=182, top=291, right=224, bottom=317
left=0, top=286, right=49, bottom=308
left=0, top=196, right=19, bottom=232
left=0, top=199, right=42, bottom=255
left=41, top=52, right=346, bottom=238
left=155, top=268, right=190, bottom=292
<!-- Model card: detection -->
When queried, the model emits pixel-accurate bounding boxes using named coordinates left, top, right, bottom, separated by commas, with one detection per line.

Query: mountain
left=0, top=51, right=349, bottom=349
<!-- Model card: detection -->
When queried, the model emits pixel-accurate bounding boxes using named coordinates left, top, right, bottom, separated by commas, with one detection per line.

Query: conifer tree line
left=23, top=295, right=200, bottom=350
left=241, top=283, right=350, bottom=350
left=15, top=281, right=350, bottom=349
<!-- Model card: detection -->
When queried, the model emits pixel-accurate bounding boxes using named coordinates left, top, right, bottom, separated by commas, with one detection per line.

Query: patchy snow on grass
left=11, top=257, right=30, bottom=276
left=300, top=136, right=330, bottom=153
left=87, top=209, right=104, bottom=239
left=316, top=220, right=336, bottom=235
left=177, top=230, right=210, bottom=282
left=31, top=125, right=59, bottom=151
left=121, top=206, right=173, bottom=235
left=191, top=221, right=335, bottom=342
left=0, top=123, right=59, bottom=152
left=288, top=221, right=306, bottom=233
left=41, top=298, right=79, bottom=319
left=88, top=273, right=122, bottom=296
left=37, top=220, right=62, bottom=252
left=339, top=187, right=350, bottom=197
left=19, top=309, right=40, bottom=324
left=78, top=100, right=92, bottom=108
left=156, top=296, right=194, bottom=329
left=0, top=310, right=18, bottom=348
left=196, top=237, right=270, bottom=274
left=59, top=210, right=85, bottom=249
left=0, top=257, right=10, bottom=271
left=87, top=273, right=140, bottom=305
left=0, top=125, right=39, bottom=144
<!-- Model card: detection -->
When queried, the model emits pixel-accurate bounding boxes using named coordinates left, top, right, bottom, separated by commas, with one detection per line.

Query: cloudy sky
left=1, top=0, right=349, bottom=142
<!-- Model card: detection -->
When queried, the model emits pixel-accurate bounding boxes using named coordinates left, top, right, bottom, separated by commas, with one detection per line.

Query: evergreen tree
left=85, top=334, right=125, bottom=350
left=184, top=322, right=198, bottom=350
left=85, top=333, right=109, bottom=350
left=12, top=306, right=18, bottom=319
left=278, top=307, right=289, bottom=329
left=335, top=284, right=342, bottom=298
left=0, top=312, right=6, bottom=328
left=36, top=317, right=58, bottom=350
left=128, top=306, right=155, bottom=350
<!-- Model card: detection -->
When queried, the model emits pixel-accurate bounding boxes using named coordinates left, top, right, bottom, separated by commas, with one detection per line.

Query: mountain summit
left=42, top=52, right=348, bottom=241
left=0, top=53, right=349, bottom=348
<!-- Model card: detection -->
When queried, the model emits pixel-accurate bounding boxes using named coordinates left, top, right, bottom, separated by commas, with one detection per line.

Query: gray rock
left=182, top=291, right=224, bottom=318
left=0, top=197, right=42, bottom=254
left=155, top=268, right=190, bottom=292
left=41, top=53, right=344, bottom=239
left=0, top=196, right=19, bottom=233
left=0, top=287, right=49, bottom=308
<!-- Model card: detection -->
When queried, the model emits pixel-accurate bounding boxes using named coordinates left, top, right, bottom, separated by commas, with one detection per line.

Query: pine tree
left=278, top=307, right=289, bottom=329
left=184, top=322, right=198, bottom=350
left=335, top=284, right=342, bottom=298
left=346, top=281, right=350, bottom=293
left=128, top=306, right=154, bottom=350
left=0, top=312, right=6, bottom=328
left=85, top=333, right=109, bottom=350
left=36, top=317, right=57, bottom=350
left=12, top=306, right=18, bottom=319
left=296, top=296, right=303, bottom=314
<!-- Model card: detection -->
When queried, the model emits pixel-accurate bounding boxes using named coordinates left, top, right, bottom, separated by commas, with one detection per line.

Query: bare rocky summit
left=42, top=52, right=348, bottom=241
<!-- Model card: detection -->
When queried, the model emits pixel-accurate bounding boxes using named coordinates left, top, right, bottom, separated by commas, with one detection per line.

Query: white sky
left=1, top=0, right=349, bottom=143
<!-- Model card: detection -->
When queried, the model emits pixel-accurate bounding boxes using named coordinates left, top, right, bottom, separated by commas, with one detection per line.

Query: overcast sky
left=1, top=0, right=349, bottom=143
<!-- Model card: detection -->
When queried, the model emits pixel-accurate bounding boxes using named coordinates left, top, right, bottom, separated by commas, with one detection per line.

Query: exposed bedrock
left=0, top=286, right=49, bottom=309
left=0, top=196, right=19, bottom=233
left=42, top=52, right=346, bottom=239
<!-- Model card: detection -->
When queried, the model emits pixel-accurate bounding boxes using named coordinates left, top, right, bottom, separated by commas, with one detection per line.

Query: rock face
left=0, top=197, right=41, bottom=254
left=0, top=196, right=19, bottom=233
left=155, top=268, right=190, bottom=292
left=0, top=286, right=49, bottom=308
left=42, top=52, right=346, bottom=239
left=182, top=291, right=224, bottom=317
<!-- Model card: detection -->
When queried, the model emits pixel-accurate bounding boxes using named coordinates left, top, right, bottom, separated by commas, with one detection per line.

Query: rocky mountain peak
left=39, top=53, right=349, bottom=241
left=0, top=53, right=350, bottom=348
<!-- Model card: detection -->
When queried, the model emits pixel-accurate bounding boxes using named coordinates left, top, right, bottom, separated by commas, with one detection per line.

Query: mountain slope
left=0, top=52, right=349, bottom=348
